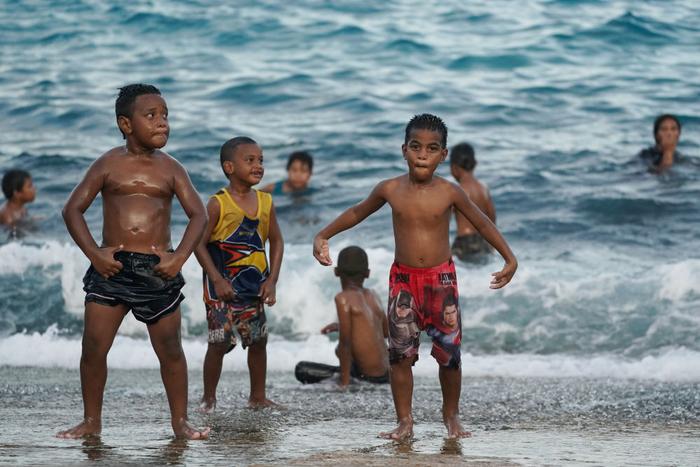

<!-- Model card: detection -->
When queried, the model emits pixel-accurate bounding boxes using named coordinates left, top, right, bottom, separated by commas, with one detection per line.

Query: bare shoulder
left=376, top=175, right=405, bottom=195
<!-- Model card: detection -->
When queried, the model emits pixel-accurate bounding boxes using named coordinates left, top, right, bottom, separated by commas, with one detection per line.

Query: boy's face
left=402, top=129, right=447, bottom=181
left=287, top=160, right=311, bottom=190
left=656, top=118, right=680, bottom=148
left=442, top=304, right=458, bottom=329
left=15, top=177, right=36, bottom=203
left=225, top=144, right=264, bottom=186
left=119, top=94, right=170, bottom=149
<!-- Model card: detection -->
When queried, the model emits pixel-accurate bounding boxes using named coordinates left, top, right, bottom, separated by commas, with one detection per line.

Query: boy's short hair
left=115, top=84, right=161, bottom=139
left=286, top=151, right=313, bottom=173
left=405, top=114, right=448, bottom=148
left=2, top=169, right=31, bottom=200
left=115, top=83, right=161, bottom=119
left=220, top=136, right=258, bottom=173
left=450, top=142, right=476, bottom=171
left=337, top=246, right=368, bottom=276
left=653, top=114, right=682, bottom=143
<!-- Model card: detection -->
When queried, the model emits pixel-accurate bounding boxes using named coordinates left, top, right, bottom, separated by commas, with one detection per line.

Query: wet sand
left=1, top=367, right=698, bottom=466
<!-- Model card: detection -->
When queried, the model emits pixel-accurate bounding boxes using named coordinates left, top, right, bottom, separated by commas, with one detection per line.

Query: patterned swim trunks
left=206, top=299, right=268, bottom=353
left=387, top=259, right=462, bottom=368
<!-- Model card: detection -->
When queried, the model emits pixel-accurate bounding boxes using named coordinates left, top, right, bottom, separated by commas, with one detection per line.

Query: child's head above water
left=335, top=245, right=369, bottom=282
left=219, top=136, right=263, bottom=186
left=286, top=151, right=313, bottom=191
left=653, top=114, right=681, bottom=146
left=2, top=169, right=35, bottom=203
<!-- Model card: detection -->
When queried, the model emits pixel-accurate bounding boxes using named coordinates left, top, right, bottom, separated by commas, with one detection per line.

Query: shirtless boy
left=313, top=114, right=517, bottom=440
left=0, top=169, right=36, bottom=237
left=320, top=246, right=389, bottom=386
left=449, top=142, right=496, bottom=261
left=58, top=84, right=210, bottom=440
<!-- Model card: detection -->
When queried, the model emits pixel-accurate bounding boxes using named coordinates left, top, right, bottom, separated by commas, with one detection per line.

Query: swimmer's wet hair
left=405, top=113, right=448, bottom=148
left=2, top=169, right=31, bottom=200
left=115, top=84, right=161, bottom=139
left=653, top=114, right=682, bottom=143
left=220, top=136, right=258, bottom=172
left=450, top=142, right=476, bottom=171
left=115, top=84, right=161, bottom=119
left=336, top=245, right=368, bottom=276
left=286, top=151, right=313, bottom=173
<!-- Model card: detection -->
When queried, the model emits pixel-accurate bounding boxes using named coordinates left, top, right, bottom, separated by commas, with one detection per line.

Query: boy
left=313, top=114, right=517, bottom=440
left=319, top=246, right=389, bottom=386
left=195, top=136, right=283, bottom=412
left=0, top=169, right=36, bottom=236
left=449, top=142, right=496, bottom=261
left=58, top=84, right=210, bottom=440
left=260, top=150, right=313, bottom=195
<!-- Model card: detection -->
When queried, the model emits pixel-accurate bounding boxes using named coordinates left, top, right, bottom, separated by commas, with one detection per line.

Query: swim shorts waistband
left=391, top=258, right=454, bottom=275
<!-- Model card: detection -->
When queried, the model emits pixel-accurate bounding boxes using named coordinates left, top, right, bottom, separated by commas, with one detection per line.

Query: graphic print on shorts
left=387, top=260, right=462, bottom=368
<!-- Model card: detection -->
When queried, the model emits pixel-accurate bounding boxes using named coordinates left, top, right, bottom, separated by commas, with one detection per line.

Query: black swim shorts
left=83, top=251, right=185, bottom=324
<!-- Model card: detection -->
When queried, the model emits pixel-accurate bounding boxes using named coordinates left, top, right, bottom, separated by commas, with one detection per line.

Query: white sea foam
left=1, top=327, right=699, bottom=382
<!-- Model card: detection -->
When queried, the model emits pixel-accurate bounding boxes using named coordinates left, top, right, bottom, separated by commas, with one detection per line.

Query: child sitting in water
left=0, top=169, right=36, bottom=237
left=313, top=114, right=517, bottom=440
left=449, top=142, right=496, bottom=261
left=195, top=136, right=284, bottom=412
left=260, top=150, right=313, bottom=195
left=319, top=246, right=389, bottom=387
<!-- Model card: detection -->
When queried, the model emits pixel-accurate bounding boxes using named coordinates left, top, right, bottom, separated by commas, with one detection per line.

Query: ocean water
left=1, top=0, right=699, bottom=465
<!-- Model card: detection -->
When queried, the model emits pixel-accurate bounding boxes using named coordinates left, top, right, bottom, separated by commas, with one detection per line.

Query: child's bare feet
left=379, top=417, right=414, bottom=441
left=248, top=397, right=284, bottom=409
left=173, top=419, right=211, bottom=440
left=56, top=418, right=101, bottom=439
left=444, top=415, right=471, bottom=439
left=198, top=397, right=216, bottom=414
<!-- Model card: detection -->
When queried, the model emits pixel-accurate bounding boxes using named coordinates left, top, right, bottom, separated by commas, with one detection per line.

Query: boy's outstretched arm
left=335, top=295, right=353, bottom=387
left=313, top=182, right=387, bottom=265
left=260, top=202, right=283, bottom=306
left=62, top=158, right=123, bottom=278
left=452, top=184, right=517, bottom=288
left=153, top=161, right=207, bottom=279
left=193, top=197, right=235, bottom=302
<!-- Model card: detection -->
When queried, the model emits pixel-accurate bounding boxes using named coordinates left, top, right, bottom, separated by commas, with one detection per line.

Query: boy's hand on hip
left=490, top=260, right=517, bottom=289
left=91, top=245, right=124, bottom=279
left=152, top=246, right=184, bottom=280
left=213, top=276, right=235, bottom=302
left=313, top=236, right=332, bottom=266
left=259, top=279, right=276, bottom=306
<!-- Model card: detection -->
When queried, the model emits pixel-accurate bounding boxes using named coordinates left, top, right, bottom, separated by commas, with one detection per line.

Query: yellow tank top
left=205, top=188, right=272, bottom=301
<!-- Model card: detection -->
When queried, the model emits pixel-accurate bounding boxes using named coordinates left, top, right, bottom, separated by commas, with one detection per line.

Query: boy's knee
left=247, top=337, right=267, bottom=353
left=207, top=342, right=232, bottom=356
left=81, top=334, right=109, bottom=359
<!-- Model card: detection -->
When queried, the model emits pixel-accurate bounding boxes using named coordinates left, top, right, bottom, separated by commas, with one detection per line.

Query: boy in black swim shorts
left=58, top=84, right=209, bottom=440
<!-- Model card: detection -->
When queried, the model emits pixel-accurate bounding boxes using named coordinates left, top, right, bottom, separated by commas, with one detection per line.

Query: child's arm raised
left=193, top=197, right=235, bottom=302
left=452, top=184, right=517, bottom=289
left=313, top=181, right=388, bottom=265
left=62, top=157, right=123, bottom=278
left=259, top=202, right=283, bottom=306
left=153, top=160, right=207, bottom=279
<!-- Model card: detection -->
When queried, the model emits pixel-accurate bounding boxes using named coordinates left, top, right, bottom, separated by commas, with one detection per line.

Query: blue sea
left=1, top=1, right=699, bottom=466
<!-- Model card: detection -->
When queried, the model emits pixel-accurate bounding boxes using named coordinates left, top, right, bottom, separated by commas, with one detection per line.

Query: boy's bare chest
left=103, top=164, right=172, bottom=198
left=387, top=191, right=451, bottom=222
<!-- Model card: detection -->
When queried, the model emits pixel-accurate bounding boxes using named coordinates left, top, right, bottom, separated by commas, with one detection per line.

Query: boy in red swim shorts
left=313, top=114, right=517, bottom=441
